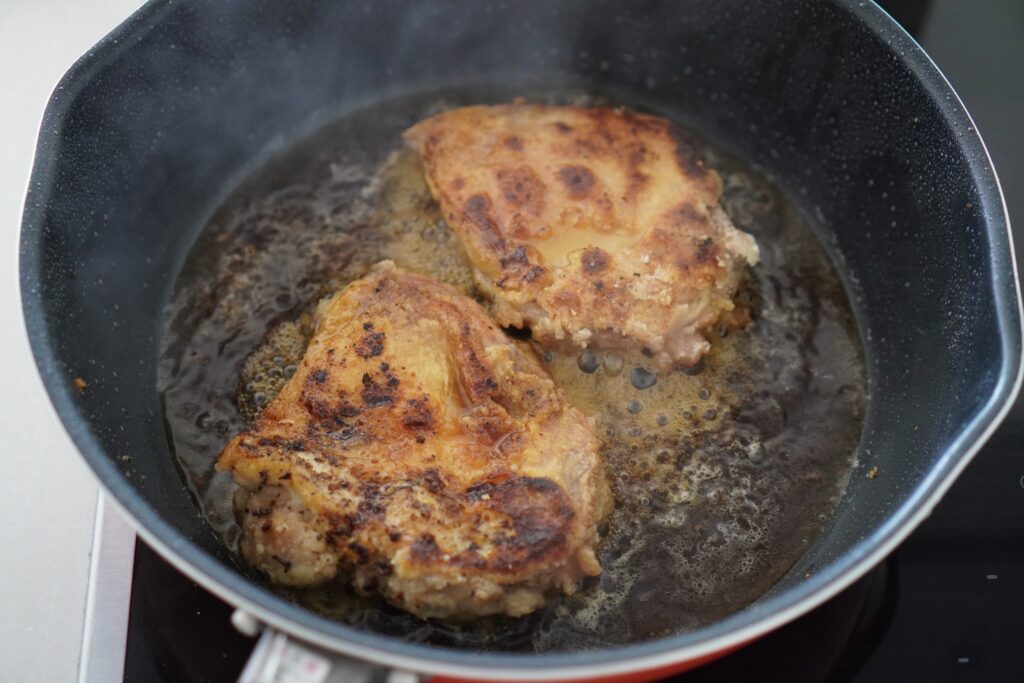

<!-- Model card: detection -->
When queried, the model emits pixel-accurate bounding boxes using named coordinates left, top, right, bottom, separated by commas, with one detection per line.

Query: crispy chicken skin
left=405, top=104, right=760, bottom=368
left=217, top=263, right=611, bottom=619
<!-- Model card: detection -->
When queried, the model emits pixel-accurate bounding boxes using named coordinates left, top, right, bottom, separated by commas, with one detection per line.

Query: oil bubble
left=577, top=349, right=600, bottom=374
left=629, top=367, right=657, bottom=390
left=603, top=353, right=624, bottom=376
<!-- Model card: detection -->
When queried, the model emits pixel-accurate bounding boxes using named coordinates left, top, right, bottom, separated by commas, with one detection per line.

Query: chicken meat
left=217, top=262, right=611, bottom=619
left=405, top=104, right=760, bottom=368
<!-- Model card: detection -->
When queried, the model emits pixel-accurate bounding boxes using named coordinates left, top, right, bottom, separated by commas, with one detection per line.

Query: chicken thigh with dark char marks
left=217, top=262, right=612, bottom=619
left=405, top=104, right=760, bottom=368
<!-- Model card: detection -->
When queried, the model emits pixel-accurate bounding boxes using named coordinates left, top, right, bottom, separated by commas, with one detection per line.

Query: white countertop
left=0, top=2, right=140, bottom=681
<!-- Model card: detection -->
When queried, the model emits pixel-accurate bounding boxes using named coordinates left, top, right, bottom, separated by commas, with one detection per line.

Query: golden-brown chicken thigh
left=405, top=104, right=759, bottom=368
left=217, top=262, right=611, bottom=619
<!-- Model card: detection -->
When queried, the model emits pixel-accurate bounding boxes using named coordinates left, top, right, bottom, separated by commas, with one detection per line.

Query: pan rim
left=19, top=0, right=1023, bottom=678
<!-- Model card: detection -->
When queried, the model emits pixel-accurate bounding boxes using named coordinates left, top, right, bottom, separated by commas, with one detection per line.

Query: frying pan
left=19, top=0, right=1022, bottom=680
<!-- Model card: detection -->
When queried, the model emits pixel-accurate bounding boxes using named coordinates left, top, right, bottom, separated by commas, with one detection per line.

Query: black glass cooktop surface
left=124, top=2, right=1024, bottom=681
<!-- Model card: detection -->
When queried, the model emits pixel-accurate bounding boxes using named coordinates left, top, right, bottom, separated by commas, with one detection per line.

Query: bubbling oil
left=158, top=90, right=865, bottom=652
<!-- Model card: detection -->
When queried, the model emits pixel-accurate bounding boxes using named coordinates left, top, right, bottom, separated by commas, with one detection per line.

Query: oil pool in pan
left=158, top=90, right=865, bottom=652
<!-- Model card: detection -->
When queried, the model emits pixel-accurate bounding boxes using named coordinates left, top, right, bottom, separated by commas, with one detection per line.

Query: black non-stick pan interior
left=20, top=0, right=1020, bottom=669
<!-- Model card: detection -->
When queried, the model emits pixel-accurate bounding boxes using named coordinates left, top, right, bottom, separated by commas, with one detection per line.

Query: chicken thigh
left=217, top=262, right=611, bottom=619
left=405, top=104, right=759, bottom=368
